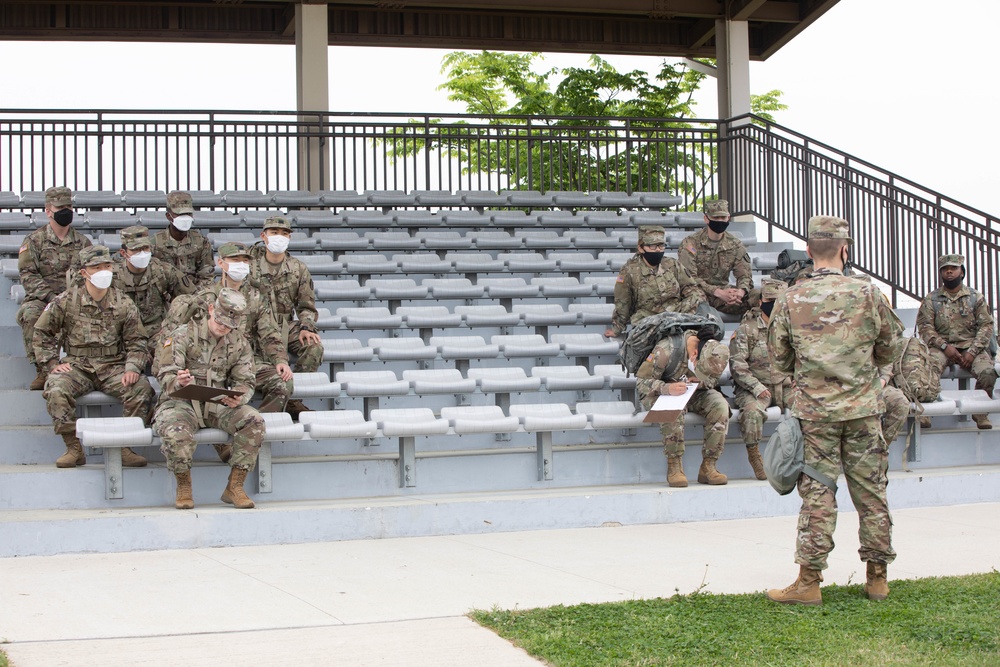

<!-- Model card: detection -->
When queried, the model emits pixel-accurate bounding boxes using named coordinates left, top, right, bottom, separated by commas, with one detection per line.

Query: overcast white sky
left=1, top=0, right=996, bottom=214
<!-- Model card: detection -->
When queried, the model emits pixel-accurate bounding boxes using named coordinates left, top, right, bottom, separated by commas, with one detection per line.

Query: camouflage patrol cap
left=638, top=225, right=666, bottom=245
left=218, top=241, right=251, bottom=259
left=694, top=340, right=729, bottom=384
left=939, top=254, right=964, bottom=269
left=80, top=245, right=113, bottom=268
left=212, top=287, right=246, bottom=329
left=119, top=225, right=152, bottom=250
left=703, top=199, right=729, bottom=219
left=45, top=186, right=73, bottom=208
left=760, top=278, right=787, bottom=301
left=166, top=190, right=195, bottom=215
left=263, top=215, right=292, bottom=231
left=807, top=215, right=853, bottom=245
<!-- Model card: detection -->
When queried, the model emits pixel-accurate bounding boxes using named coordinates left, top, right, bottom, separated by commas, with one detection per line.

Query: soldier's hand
left=604, top=328, right=618, bottom=338
left=122, top=371, right=140, bottom=387
left=51, top=363, right=72, bottom=374
left=276, top=363, right=293, bottom=382
left=756, top=387, right=771, bottom=401
left=961, top=351, right=976, bottom=369
left=176, top=369, right=193, bottom=388
left=299, top=329, right=322, bottom=346
left=661, top=382, right=688, bottom=396
left=220, top=395, right=241, bottom=408
left=944, top=345, right=963, bottom=365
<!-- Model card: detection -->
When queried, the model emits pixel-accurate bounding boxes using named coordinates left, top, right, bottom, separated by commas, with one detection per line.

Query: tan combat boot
left=213, top=444, right=233, bottom=463
left=864, top=562, right=889, bottom=601
left=666, top=456, right=688, bottom=488
left=972, top=414, right=993, bottom=430
left=174, top=471, right=194, bottom=510
left=767, top=565, right=823, bottom=606
left=221, top=467, right=255, bottom=509
left=919, top=416, right=932, bottom=429
left=746, top=444, right=767, bottom=480
left=29, top=364, right=47, bottom=391
left=285, top=399, right=313, bottom=420
left=697, top=457, right=728, bottom=485
left=121, top=447, right=148, bottom=468
left=55, top=434, right=86, bottom=468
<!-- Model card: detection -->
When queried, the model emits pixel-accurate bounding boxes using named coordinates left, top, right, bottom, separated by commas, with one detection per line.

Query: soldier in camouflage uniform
left=916, top=254, right=997, bottom=430
left=729, top=279, right=792, bottom=480
left=767, top=215, right=903, bottom=606
left=155, top=288, right=265, bottom=510
left=878, top=364, right=910, bottom=444
left=33, top=246, right=154, bottom=468
left=114, top=225, right=196, bottom=334
left=248, top=216, right=322, bottom=418
left=152, top=191, right=214, bottom=287
left=16, top=186, right=93, bottom=390
left=161, top=242, right=291, bottom=459
left=636, top=331, right=731, bottom=487
left=605, top=225, right=703, bottom=338
left=678, top=200, right=755, bottom=317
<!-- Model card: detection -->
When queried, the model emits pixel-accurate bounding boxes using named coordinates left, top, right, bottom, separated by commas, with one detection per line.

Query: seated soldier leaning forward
left=154, top=288, right=266, bottom=510
left=636, top=328, right=731, bottom=487
left=678, top=199, right=756, bottom=317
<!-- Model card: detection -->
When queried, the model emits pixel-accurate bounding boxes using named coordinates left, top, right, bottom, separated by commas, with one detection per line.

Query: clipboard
left=170, top=383, right=243, bottom=404
left=643, top=382, right=699, bottom=424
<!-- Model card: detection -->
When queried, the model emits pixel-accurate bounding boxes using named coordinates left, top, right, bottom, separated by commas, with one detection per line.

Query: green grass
left=471, top=572, right=1000, bottom=667
left=0, top=647, right=7, bottom=667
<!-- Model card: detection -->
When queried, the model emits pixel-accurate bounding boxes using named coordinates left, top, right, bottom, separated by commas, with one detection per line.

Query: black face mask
left=642, top=251, right=664, bottom=266
left=707, top=219, right=729, bottom=234
left=52, top=208, right=73, bottom=227
left=943, top=276, right=963, bottom=290
left=760, top=301, right=775, bottom=317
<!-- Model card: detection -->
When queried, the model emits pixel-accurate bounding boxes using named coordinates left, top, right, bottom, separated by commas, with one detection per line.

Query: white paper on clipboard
left=650, top=383, right=699, bottom=411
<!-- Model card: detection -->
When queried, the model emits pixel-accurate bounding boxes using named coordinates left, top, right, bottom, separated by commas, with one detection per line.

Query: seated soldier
left=33, top=246, right=154, bottom=468
left=114, top=225, right=196, bottom=335
left=729, top=278, right=792, bottom=480
left=636, top=328, right=731, bottom=487
left=678, top=199, right=755, bottom=318
left=879, top=363, right=910, bottom=445
left=152, top=191, right=215, bottom=287
left=916, top=254, right=997, bottom=430
left=155, top=288, right=265, bottom=510
left=605, top=225, right=703, bottom=338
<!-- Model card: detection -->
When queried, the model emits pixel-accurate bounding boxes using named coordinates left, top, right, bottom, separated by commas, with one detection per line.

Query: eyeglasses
left=642, top=244, right=666, bottom=251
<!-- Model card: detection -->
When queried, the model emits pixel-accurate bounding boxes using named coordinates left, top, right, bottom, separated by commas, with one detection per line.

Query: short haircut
left=808, top=238, right=847, bottom=261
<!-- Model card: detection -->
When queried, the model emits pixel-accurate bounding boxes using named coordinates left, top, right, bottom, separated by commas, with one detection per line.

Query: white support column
left=715, top=19, right=752, bottom=204
left=296, top=2, right=330, bottom=192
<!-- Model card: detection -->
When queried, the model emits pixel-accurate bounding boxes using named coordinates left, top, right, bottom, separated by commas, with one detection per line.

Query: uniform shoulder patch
left=18, top=244, right=28, bottom=254
left=43, top=302, right=51, bottom=312
left=616, top=274, right=625, bottom=283
left=646, top=353, right=654, bottom=362
left=163, top=338, right=172, bottom=347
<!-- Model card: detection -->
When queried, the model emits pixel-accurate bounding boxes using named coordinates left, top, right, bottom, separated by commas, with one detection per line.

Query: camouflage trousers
left=255, top=357, right=292, bottom=413
left=734, top=381, right=790, bottom=446
left=795, top=416, right=895, bottom=570
left=880, top=384, right=909, bottom=444
left=16, top=299, right=46, bottom=364
left=927, top=347, right=997, bottom=396
left=155, top=400, right=265, bottom=473
left=287, top=320, right=323, bottom=373
left=655, top=388, right=730, bottom=459
left=42, top=363, right=155, bottom=436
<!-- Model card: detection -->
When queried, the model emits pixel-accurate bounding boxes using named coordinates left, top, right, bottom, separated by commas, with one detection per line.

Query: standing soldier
left=916, top=254, right=997, bottom=430
left=114, top=225, right=196, bottom=334
left=636, top=329, right=732, bottom=487
left=34, top=246, right=153, bottom=468
left=155, top=288, right=265, bottom=510
left=248, top=216, right=322, bottom=417
left=152, top=191, right=214, bottom=287
left=604, top=225, right=703, bottom=338
left=767, top=216, right=902, bottom=605
left=17, top=186, right=92, bottom=390
left=678, top=199, right=755, bottom=317
left=729, top=278, right=792, bottom=480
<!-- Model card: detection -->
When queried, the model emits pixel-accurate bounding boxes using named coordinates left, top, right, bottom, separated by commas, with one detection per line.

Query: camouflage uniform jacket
left=611, top=255, right=702, bottom=335
left=156, top=318, right=256, bottom=410
left=678, top=227, right=753, bottom=297
left=33, top=285, right=148, bottom=375
left=18, top=225, right=92, bottom=303
left=113, top=256, right=197, bottom=331
left=152, top=229, right=214, bottom=286
left=768, top=268, right=903, bottom=422
left=729, top=309, right=789, bottom=397
left=916, top=285, right=995, bottom=357
left=163, top=280, right=287, bottom=366
left=248, top=244, right=319, bottom=333
left=636, top=331, right=717, bottom=400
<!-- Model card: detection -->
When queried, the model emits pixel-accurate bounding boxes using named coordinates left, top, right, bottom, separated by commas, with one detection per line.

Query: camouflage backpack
left=891, top=336, right=940, bottom=404
left=618, top=311, right=724, bottom=375
left=770, top=248, right=813, bottom=286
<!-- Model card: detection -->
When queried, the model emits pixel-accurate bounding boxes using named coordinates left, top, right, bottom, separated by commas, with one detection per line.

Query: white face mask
left=225, top=261, right=250, bottom=282
left=688, top=358, right=698, bottom=376
left=265, top=235, right=290, bottom=254
left=172, top=215, right=194, bottom=232
left=128, top=250, right=152, bottom=269
left=88, top=269, right=114, bottom=290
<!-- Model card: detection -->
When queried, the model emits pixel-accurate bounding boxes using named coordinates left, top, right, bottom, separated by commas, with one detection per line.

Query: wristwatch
left=940, top=343, right=948, bottom=351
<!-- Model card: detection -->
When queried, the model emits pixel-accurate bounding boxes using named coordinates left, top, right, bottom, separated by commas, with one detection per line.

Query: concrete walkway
left=1, top=502, right=998, bottom=666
